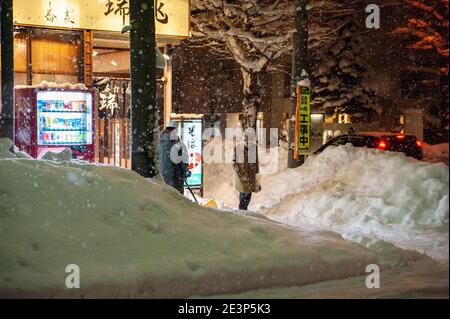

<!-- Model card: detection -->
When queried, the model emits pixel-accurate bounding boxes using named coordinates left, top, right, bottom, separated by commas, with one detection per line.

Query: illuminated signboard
left=182, top=119, right=203, bottom=188
left=13, top=0, right=190, bottom=38
left=296, top=84, right=311, bottom=155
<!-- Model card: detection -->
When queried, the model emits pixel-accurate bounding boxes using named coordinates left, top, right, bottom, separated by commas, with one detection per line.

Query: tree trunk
left=288, top=0, right=309, bottom=168
left=241, top=68, right=262, bottom=131
left=130, top=0, right=158, bottom=178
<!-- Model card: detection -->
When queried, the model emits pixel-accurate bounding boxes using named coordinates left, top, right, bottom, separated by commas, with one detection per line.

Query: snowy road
left=207, top=259, right=449, bottom=299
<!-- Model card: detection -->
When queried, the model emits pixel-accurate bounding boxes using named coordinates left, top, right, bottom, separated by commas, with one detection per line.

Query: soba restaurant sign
left=13, top=0, right=190, bottom=38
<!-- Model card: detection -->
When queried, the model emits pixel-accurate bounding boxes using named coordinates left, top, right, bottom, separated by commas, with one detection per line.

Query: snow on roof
left=14, top=81, right=88, bottom=91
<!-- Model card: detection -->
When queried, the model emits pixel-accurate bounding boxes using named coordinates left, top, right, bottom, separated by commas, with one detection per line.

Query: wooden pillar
left=82, top=30, right=94, bottom=86
left=82, top=30, right=98, bottom=161
left=26, top=28, right=32, bottom=85
left=164, top=45, right=173, bottom=126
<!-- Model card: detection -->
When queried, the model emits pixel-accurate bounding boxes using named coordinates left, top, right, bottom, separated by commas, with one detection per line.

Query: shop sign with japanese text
left=297, top=85, right=311, bottom=155
left=98, top=79, right=131, bottom=119
left=182, top=120, right=203, bottom=189
left=13, top=0, right=190, bottom=38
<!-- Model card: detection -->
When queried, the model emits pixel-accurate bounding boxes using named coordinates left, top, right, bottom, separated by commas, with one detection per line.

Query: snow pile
left=202, top=142, right=448, bottom=260
left=0, top=139, right=14, bottom=158
left=204, top=139, right=361, bottom=211
left=262, top=145, right=449, bottom=261
left=203, top=139, right=289, bottom=210
left=0, top=138, right=377, bottom=298
left=423, top=143, right=449, bottom=166
left=41, top=149, right=72, bottom=162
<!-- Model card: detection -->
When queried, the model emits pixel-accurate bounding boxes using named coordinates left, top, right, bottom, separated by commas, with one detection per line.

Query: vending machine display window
left=37, top=91, right=93, bottom=146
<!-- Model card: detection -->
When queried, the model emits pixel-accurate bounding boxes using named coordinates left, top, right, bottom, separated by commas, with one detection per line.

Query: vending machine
left=14, top=87, right=95, bottom=161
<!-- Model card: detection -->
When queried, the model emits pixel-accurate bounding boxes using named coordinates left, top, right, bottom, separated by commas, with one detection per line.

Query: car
left=314, top=134, right=379, bottom=154
left=376, top=134, right=423, bottom=160
left=314, top=133, right=424, bottom=160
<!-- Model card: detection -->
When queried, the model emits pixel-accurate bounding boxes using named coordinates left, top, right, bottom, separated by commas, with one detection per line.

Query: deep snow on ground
left=203, top=142, right=449, bottom=261
left=203, top=140, right=289, bottom=210
left=0, top=138, right=379, bottom=298
left=423, top=143, right=449, bottom=166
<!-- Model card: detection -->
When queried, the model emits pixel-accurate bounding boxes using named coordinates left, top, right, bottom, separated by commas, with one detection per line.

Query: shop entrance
left=92, top=32, right=165, bottom=168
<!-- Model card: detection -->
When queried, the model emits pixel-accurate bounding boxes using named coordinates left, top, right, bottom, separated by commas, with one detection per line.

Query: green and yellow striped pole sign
left=294, top=84, right=311, bottom=158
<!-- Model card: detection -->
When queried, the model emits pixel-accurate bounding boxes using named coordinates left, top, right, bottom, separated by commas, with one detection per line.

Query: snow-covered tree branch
left=393, top=0, right=449, bottom=136
left=188, top=1, right=387, bottom=127
left=394, top=0, right=449, bottom=75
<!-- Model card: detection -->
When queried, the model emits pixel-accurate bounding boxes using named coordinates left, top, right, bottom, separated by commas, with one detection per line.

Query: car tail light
left=377, top=140, right=387, bottom=150
left=416, top=140, right=423, bottom=148
left=396, top=134, right=405, bottom=139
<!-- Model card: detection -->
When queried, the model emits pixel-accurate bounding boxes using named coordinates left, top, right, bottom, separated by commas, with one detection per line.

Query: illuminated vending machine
left=14, top=88, right=95, bottom=161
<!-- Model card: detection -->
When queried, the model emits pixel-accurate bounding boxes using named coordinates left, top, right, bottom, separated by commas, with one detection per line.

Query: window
left=30, top=28, right=83, bottom=85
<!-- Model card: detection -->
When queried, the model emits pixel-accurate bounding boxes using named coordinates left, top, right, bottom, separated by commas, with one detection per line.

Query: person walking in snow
left=233, top=134, right=260, bottom=210
left=159, top=121, right=191, bottom=194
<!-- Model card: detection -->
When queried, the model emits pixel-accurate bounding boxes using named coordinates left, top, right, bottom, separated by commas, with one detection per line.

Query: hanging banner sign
left=13, top=0, right=190, bottom=38
left=182, top=119, right=203, bottom=189
left=295, top=84, right=311, bottom=156
left=97, top=79, right=131, bottom=119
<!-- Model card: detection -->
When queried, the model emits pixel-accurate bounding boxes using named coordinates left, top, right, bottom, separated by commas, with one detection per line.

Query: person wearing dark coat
left=159, top=121, right=191, bottom=194
left=232, top=135, right=260, bottom=210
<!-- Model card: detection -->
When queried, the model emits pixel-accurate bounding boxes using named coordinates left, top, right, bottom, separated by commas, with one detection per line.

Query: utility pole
left=0, top=0, right=14, bottom=142
left=130, top=0, right=158, bottom=177
left=288, top=0, right=309, bottom=168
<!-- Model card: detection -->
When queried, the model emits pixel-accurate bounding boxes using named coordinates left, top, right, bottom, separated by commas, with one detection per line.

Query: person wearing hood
left=232, top=134, right=261, bottom=210
left=158, top=121, right=191, bottom=194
